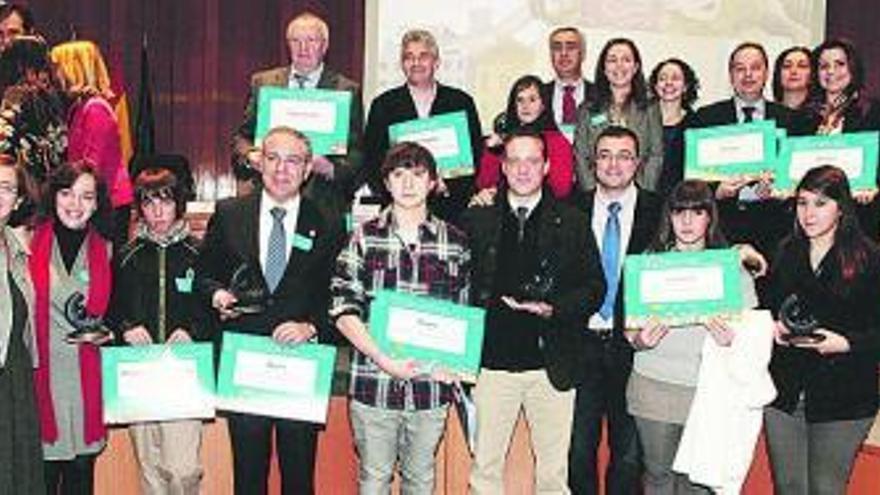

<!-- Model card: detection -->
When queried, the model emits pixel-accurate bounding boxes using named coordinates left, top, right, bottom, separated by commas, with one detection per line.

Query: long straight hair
left=593, top=38, right=649, bottom=111
left=649, top=180, right=727, bottom=252
left=789, top=165, right=875, bottom=295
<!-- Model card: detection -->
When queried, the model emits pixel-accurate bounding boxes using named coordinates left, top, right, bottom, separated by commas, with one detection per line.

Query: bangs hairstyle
left=791, top=165, right=875, bottom=295
left=135, top=167, right=186, bottom=218
left=380, top=141, right=438, bottom=181
left=503, top=74, right=554, bottom=133
left=42, top=160, right=113, bottom=237
left=650, top=179, right=727, bottom=251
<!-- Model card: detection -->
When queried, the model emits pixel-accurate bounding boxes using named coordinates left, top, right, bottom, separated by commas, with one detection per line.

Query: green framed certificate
left=774, top=131, right=879, bottom=192
left=216, top=332, right=336, bottom=424
left=388, top=111, right=474, bottom=178
left=623, top=249, right=744, bottom=328
left=254, top=86, right=352, bottom=155
left=101, top=343, right=215, bottom=424
left=685, top=120, right=779, bottom=180
left=368, top=290, right=485, bottom=382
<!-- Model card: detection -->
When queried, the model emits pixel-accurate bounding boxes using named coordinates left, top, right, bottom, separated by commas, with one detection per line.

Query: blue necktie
left=265, top=207, right=287, bottom=292
left=599, top=202, right=622, bottom=319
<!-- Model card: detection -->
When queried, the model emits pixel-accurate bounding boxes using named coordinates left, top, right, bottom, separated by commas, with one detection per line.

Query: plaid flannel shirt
left=330, top=208, right=470, bottom=410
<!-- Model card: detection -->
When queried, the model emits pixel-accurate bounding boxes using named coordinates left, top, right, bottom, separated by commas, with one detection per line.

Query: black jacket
left=767, top=239, right=880, bottom=422
left=109, top=229, right=210, bottom=343
left=195, top=191, right=343, bottom=344
left=461, top=192, right=606, bottom=390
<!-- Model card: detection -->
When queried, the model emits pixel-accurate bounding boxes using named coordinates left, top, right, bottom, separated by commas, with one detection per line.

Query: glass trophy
left=779, top=293, right=824, bottom=344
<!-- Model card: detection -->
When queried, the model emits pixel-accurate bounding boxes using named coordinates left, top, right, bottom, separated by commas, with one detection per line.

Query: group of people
left=2, top=4, right=880, bottom=495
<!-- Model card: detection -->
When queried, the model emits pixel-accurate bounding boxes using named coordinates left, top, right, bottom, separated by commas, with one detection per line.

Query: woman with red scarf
left=29, top=160, right=113, bottom=494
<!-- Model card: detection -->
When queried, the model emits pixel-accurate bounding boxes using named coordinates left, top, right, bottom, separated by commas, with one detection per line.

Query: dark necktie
left=265, top=207, right=287, bottom=292
left=562, top=85, right=577, bottom=124
left=742, top=106, right=756, bottom=123
left=599, top=202, right=622, bottom=319
left=516, top=206, right=529, bottom=243
left=293, top=73, right=308, bottom=89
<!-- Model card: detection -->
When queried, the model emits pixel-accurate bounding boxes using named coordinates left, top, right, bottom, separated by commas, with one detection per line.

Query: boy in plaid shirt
left=330, top=142, right=470, bottom=494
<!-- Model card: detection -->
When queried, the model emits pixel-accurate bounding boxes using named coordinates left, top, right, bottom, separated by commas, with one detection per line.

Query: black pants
left=568, top=337, right=641, bottom=495
left=44, top=455, right=96, bottom=495
left=227, top=412, right=318, bottom=495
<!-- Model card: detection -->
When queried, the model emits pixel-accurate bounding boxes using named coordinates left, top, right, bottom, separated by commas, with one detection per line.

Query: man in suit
left=568, top=126, right=662, bottom=495
left=232, top=12, right=362, bottom=217
left=543, top=26, right=595, bottom=130
left=690, top=41, right=808, bottom=263
left=197, top=127, right=342, bottom=495
left=464, top=130, right=605, bottom=494
left=362, top=28, right=482, bottom=223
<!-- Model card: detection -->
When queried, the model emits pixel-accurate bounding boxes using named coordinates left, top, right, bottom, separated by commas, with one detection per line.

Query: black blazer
left=195, top=191, right=342, bottom=343
left=690, top=97, right=812, bottom=136
left=576, top=188, right=663, bottom=337
left=767, top=240, right=880, bottom=422
left=361, top=83, right=482, bottom=220
left=462, top=193, right=606, bottom=390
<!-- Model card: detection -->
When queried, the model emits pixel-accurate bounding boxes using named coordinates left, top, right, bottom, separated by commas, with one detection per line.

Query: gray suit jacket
left=573, top=100, right=664, bottom=193
left=232, top=65, right=363, bottom=194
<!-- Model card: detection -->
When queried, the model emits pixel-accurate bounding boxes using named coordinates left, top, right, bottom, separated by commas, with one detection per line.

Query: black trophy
left=64, top=292, right=112, bottom=344
left=520, top=258, right=557, bottom=301
left=779, top=293, right=824, bottom=344
left=229, top=262, right=268, bottom=314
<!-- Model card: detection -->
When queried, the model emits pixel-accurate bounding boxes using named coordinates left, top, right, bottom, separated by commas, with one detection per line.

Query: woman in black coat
left=765, top=165, right=880, bottom=495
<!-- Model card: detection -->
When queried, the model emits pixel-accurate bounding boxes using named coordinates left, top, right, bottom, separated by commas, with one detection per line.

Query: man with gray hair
left=232, top=11, right=362, bottom=212
left=543, top=26, right=594, bottom=128
left=363, top=28, right=482, bottom=223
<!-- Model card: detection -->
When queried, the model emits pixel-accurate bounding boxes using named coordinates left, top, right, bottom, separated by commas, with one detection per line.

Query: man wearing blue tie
left=569, top=126, right=663, bottom=495
left=197, top=127, right=342, bottom=494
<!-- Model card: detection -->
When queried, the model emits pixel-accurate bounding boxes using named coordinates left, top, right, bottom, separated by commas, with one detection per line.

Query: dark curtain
left=24, top=0, right=364, bottom=199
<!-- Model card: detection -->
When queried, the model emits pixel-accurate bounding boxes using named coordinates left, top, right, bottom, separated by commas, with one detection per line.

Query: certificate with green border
left=685, top=120, right=779, bottom=180
left=368, top=290, right=485, bottom=382
left=216, top=332, right=336, bottom=424
left=101, top=343, right=215, bottom=424
left=388, top=111, right=475, bottom=178
left=623, top=249, right=743, bottom=328
left=254, top=86, right=352, bottom=155
left=774, top=131, right=879, bottom=192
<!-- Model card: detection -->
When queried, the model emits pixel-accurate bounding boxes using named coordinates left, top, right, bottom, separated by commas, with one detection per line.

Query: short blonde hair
left=286, top=12, right=329, bottom=41
left=400, top=29, right=439, bottom=60
left=50, top=40, right=114, bottom=100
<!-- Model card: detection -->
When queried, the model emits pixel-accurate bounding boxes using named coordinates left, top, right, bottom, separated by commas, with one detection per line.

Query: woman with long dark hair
left=476, top=74, right=574, bottom=199
left=627, top=180, right=766, bottom=493
left=765, top=165, right=880, bottom=495
left=772, top=46, right=812, bottom=111
left=30, top=160, right=114, bottom=494
left=573, top=38, right=663, bottom=192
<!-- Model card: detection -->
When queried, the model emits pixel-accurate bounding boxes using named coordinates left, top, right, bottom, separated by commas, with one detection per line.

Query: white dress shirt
left=259, top=190, right=301, bottom=274
left=552, top=78, right=586, bottom=126
left=733, top=96, right=766, bottom=123
left=289, top=63, right=324, bottom=89
left=588, top=183, right=638, bottom=329
left=407, top=82, right=437, bottom=119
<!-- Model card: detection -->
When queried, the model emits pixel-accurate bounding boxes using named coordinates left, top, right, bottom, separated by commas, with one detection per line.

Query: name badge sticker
left=175, top=268, right=195, bottom=293
left=291, top=232, right=314, bottom=252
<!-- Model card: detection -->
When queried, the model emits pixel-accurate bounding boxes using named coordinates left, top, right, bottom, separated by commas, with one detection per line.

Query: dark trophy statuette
left=229, top=262, right=268, bottom=314
left=779, top=293, right=825, bottom=345
left=64, top=292, right=112, bottom=344
left=520, top=258, right=556, bottom=301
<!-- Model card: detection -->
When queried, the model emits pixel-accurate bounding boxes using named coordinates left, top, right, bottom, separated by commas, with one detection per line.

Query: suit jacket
left=541, top=78, right=596, bottom=127
left=195, top=191, right=342, bottom=344
left=461, top=192, right=606, bottom=390
left=690, top=97, right=811, bottom=136
left=362, top=83, right=482, bottom=221
left=232, top=65, right=364, bottom=195
left=576, top=188, right=663, bottom=337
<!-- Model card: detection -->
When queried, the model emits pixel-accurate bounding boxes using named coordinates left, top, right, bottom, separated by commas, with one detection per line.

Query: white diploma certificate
left=788, top=147, right=864, bottom=181
left=697, top=132, right=765, bottom=167
left=386, top=306, right=469, bottom=356
left=640, top=266, right=725, bottom=304
left=268, top=99, right=337, bottom=134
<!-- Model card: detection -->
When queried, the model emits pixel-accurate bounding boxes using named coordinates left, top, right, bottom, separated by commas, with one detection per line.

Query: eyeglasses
left=0, top=184, right=18, bottom=197
left=264, top=152, right=308, bottom=169
left=596, top=151, right=636, bottom=165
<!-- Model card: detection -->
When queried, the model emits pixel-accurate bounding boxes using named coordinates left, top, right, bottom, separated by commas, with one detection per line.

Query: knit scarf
left=30, top=220, right=110, bottom=444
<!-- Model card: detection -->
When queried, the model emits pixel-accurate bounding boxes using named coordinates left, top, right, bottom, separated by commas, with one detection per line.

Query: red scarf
left=30, top=220, right=110, bottom=444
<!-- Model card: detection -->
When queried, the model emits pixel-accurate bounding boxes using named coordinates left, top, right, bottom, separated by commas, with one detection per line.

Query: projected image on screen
left=364, top=0, right=825, bottom=131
